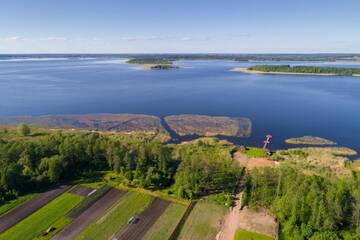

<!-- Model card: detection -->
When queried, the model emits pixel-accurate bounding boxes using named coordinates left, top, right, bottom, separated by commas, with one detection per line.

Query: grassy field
left=142, top=203, right=187, bottom=240
left=0, top=193, right=83, bottom=240
left=234, top=229, right=273, bottom=240
left=177, top=201, right=227, bottom=240
left=245, top=147, right=266, bottom=158
left=75, top=191, right=153, bottom=240
left=0, top=193, right=36, bottom=216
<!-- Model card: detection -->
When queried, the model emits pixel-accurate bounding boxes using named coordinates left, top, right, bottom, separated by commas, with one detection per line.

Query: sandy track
left=113, top=198, right=170, bottom=240
left=217, top=192, right=243, bottom=240
left=233, top=151, right=275, bottom=170
left=0, top=185, right=71, bottom=233
left=52, top=188, right=125, bottom=240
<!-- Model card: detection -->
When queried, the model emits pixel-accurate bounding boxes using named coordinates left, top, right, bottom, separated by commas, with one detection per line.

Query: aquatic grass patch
left=0, top=193, right=83, bottom=240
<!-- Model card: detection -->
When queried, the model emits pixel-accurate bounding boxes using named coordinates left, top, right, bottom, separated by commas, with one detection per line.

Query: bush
left=17, top=123, right=31, bottom=136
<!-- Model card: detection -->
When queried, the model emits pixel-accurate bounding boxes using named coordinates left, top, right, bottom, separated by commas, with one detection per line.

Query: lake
left=1, top=56, right=360, bottom=152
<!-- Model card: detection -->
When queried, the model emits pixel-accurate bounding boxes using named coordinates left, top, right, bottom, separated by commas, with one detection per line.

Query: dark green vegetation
left=172, top=139, right=242, bottom=199
left=243, top=164, right=360, bottom=239
left=234, top=229, right=273, bottom=240
left=151, top=64, right=179, bottom=70
left=248, top=65, right=360, bottom=76
left=0, top=127, right=240, bottom=205
left=126, top=58, right=173, bottom=65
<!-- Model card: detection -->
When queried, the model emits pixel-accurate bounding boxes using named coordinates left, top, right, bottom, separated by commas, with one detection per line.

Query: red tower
left=263, top=135, right=272, bottom=150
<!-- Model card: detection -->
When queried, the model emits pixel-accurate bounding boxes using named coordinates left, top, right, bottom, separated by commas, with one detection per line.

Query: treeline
left=0, top=128, right=241, bottom=202
left=151, top=64, right=178, bottom=70
left=249, top=65, right=360, bottom=76
left=243, top=166, right=360, bottom=239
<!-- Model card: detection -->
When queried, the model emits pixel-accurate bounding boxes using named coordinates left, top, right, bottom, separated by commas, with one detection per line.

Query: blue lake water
left=1, top=57, right=360, bottom=152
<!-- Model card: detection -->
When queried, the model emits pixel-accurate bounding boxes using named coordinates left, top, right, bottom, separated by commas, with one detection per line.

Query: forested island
left=233, top=65, right=360, bottom=76
left=126, top=58, right=178, bottom=70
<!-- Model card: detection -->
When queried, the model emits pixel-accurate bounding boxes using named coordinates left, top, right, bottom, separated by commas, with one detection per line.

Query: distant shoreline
left=231, top=67, right=360, bottom=77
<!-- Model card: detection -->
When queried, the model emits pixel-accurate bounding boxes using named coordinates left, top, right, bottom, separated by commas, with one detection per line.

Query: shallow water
left=1, top=57, right=360, bottom=152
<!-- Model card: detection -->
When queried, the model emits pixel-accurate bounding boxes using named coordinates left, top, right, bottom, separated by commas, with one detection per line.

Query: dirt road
left=217, top=192, right=243, bottom=240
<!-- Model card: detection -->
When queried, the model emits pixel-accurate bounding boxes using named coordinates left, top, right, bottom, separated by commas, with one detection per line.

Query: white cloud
left=1, top=36, right=23, bottom=41
left=46, top=37, right=67, bottom=41
left=180, top=37, right=191, bottom=41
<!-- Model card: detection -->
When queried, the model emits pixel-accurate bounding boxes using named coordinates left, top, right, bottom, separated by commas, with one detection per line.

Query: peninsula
left=232, top=65, right=360, bottom=76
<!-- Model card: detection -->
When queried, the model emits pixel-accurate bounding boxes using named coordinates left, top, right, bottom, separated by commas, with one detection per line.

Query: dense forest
left=248, top=65, right=360, bottom=76
left=243, top=165, right=360, bottom=239
left=150, top=64, right=178, bottom=70
left=0, top=126, right=239, bottom=202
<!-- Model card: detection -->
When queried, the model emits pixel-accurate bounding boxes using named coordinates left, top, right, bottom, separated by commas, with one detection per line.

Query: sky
left=0, top=0, right=360, bottom=53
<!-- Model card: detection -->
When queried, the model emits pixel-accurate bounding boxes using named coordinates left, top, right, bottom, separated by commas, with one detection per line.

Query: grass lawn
left=245, top=147, right=266, bottom=158
left=0, top=193, right=36, bottom=216
left=142, top=203, right=187, bottom=240
left=75, top=191, right=153, bottom=240
left=0, top=193, right=83, bottom=240
left=177, top=201, right=227, bottom=240
left=234, top=229, right=273, bottom=240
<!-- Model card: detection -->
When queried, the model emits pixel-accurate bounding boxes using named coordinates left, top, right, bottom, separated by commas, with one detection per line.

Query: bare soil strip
left=68, top=185, right=95, bottom=196
left=233, top=151, right=276, bottom=170
left=0, top=185, right=71, bottom=233
left=52, top=188, right=125, bottom=240
left=113, top=198, right=170, bottom=240
left=217, top=192, right=243, bottom=240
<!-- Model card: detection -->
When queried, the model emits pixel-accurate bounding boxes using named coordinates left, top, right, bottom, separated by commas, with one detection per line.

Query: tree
left=39, top=155, right=67, bottom=182
left=309, top=231, right=339, bottom=240
left=17, top=123, right=31, bottom=136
